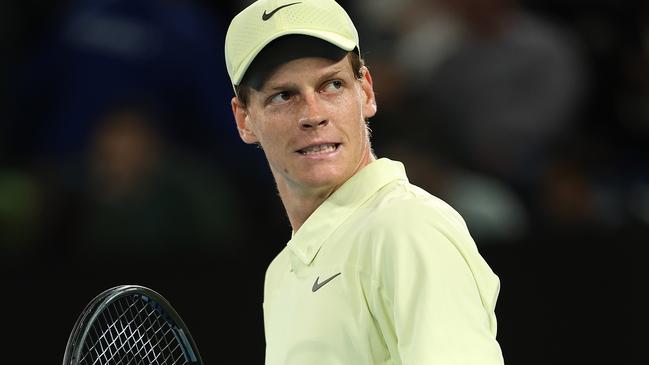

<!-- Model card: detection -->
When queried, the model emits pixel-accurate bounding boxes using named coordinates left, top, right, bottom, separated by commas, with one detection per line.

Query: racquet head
left=62, top=285, right=203, bottom=365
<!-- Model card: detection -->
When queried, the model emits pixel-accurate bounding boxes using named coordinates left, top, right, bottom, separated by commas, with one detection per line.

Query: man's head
left=224, top=0, right=378, bottom=196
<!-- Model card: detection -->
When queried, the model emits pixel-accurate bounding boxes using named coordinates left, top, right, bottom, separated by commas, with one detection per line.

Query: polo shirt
left=263, top=158, right=504, bottom=365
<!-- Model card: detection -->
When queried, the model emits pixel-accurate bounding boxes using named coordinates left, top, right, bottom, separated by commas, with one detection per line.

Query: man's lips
left=296, top=143, right=341, bottom=155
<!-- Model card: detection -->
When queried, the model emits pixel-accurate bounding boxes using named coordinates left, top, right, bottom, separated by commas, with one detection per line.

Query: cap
left=225, top=0, right=360, bottom=87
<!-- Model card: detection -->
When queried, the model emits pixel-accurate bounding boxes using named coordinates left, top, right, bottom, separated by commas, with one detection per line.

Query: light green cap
left=225, top=0, right=360, bottom=86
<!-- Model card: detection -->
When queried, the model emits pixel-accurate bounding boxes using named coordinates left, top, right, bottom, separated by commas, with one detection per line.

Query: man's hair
left=234, top=35, right=365, bottom=107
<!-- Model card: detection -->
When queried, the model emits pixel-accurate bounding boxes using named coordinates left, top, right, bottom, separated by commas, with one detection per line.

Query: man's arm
left=367, top=198, right=504, bottom=364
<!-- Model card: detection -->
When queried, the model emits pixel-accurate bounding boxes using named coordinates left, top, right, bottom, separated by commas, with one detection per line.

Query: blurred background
left=1, top=0, right=646, bottom=363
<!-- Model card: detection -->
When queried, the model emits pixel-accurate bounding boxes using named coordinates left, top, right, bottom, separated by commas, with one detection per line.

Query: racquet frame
left=62, top=285, right=202, bottom=365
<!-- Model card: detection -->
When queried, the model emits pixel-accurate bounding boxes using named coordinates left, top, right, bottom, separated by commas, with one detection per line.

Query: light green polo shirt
left=263, top=158, right=504, bottom=365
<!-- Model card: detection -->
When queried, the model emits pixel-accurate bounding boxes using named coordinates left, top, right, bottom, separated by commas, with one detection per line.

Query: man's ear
left=231, top=96, right=259, bottom=144
left=359, top=66, right=377, bottom=118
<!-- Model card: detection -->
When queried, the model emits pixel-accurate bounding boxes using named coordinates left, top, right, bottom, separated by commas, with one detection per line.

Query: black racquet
left=62, top=285, right=203, bottom=365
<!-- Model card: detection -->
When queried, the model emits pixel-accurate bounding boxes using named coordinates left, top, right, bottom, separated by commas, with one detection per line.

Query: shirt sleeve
left=367, top=198, right=504, bottom=364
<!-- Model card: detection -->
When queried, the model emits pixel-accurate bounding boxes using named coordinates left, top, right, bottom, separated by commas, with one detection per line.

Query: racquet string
left=79, top=295, right=189, bottom=365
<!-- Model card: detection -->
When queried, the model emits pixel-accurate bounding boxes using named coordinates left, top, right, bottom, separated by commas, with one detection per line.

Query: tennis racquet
left=62, top=285, right=203, bottom=365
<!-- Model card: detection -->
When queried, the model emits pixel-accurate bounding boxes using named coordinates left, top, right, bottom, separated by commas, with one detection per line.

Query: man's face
left=232, top=54, right=377, bottom=195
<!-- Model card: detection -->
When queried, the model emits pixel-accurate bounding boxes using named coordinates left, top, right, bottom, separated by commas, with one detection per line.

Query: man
left=224, top=0, right=504, bottom=363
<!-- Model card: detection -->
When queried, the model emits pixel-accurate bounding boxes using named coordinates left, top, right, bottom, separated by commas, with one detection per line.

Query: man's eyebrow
left=319, top=66, right=346, bottom=81
left=264, top=82, right=298, bottom=93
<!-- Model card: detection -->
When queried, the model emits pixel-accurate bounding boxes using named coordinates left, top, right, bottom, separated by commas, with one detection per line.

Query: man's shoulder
left=349, top=180, right=477, bottom=256
left=264, top=246, right=291, bottom=287
left=367, top=180, right=465, bottom=229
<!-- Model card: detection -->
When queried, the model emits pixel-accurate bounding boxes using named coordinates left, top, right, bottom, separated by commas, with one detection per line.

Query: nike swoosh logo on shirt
left=312, top=272, right=341, bottom=292
left=262, top=2, right=302, bottom=21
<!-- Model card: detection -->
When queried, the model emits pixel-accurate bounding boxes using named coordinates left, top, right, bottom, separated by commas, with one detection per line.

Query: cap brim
left=231, top=30, right=358, bottom=86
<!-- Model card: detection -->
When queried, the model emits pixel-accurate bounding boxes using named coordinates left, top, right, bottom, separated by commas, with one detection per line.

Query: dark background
left=1, top=0, right=646, bottom=363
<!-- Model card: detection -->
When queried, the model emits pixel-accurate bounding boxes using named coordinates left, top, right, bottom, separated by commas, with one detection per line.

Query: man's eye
left=323, top=80, right=343, bottom=92
left=269, top=91, right=291, bottom=104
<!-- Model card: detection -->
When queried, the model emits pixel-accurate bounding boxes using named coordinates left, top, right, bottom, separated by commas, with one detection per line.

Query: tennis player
left=225, top=0, right=504, bottom=363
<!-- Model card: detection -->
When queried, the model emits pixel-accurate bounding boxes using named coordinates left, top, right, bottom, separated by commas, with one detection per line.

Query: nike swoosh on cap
left=262, top=2, right=302, bottom=21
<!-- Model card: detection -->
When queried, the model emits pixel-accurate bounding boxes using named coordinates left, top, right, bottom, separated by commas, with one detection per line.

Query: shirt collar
left=287, top=158, right=408, bottom=266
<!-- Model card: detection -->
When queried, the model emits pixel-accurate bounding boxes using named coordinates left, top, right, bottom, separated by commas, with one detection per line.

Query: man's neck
left=272, top=149, right=376, bottom=232
left=274, top=179, right=337, bottom=232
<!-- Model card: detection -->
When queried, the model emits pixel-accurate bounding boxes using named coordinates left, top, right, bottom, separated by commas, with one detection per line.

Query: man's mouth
left=298, top=143, right=340, bottom=156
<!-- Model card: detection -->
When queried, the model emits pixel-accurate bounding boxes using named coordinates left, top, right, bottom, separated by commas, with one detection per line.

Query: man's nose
left=298, top=93, right=329, bottom=130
